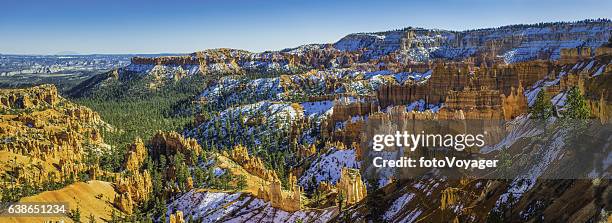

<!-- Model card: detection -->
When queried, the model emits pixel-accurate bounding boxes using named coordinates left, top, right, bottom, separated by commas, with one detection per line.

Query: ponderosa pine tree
left=564, top=87, right=591, bottom=119
left=530, top=89, right=553, bottom=119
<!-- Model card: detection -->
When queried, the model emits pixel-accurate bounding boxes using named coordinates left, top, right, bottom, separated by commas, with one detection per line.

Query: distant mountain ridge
left=55, top=51, right=80, bottom=55
left=333, top=18, right=611, bottom=63
left=116, top=19, right=611, bottom=68
left=67, top=19, right=612, bottom=99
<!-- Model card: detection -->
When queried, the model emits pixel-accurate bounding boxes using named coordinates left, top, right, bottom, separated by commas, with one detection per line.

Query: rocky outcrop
left=113, top=132, right=204, bottom=214
left=443, top=85, right=527, bottom=120
left=318, top=181, right=335, bottom=194
left=377, top=60, right=549, bottom=108
left=326, top=118, right=365, bottom=146
left=128, top=46, right=365, bottom=77
left=296, top=144, right=317, bottom=158
left=113, top=171, right=153, bottom=215
left=114, top=192, right=134, bottom=215
left=588, top=96, right=611, bottom=123
left=222, top=144, right=303, bottom=212
left=114, top=139, right=153, bottom=215
left=0, top=85, right=109, bottom=185
left=121, top=21, right=611, bottom=86
left=322, top=98, right=378, bottom=143
left=124, top=137, right=147, bottom=173
left=594, top=46, right=612, bottom=56
left=501, top=85, right=528, bottom=120
left=329, top=97, right=378, bottom=124
left=0, top=84, right=59, bottom=109
left=337, top=168, right=367, bottom=205
left=169, top=211, right=185, bottom=223
left=150, top=131, right=201, bottom=165
left=225, top=144, right=276, bottom=181
left=311, top=167, right=367, bottom=207
left=374, top=60, right=548, bottom=120
left=338, top=20, right=611, bottom=63
left=257, top=173, right=302, bottom=212
left=560, top=47, right=592, bottom=64
left=131, top=56, right=198, bottom=66
left=444, top=87, right=503, bottom=111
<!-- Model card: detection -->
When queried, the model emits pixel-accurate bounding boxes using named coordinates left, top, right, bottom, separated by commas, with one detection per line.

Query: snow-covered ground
left=123, top=64, right=201, bottom=77
left=167, top=191, right=337, bottom=223
left=199, top=76, right=284, bottom=105
left=384, top=193, right=416, bottom=221
left=494, top=129, right=567, bottom=208
left=186, top=101, right=303, bottom=149
left=301, top=100, right=334, bottom=119
left=298, top=148, right=360, bottom=190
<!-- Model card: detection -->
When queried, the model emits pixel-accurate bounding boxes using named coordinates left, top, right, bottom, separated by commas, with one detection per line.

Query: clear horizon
left=1, top=0, right=611, bottom=55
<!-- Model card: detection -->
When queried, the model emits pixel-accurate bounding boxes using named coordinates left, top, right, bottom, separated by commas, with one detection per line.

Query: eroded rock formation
left=0, top=84, right=109, bottom=185
left=225, top=144, right=276, bottom=181
left=337, top=168, right=367, bottom=205
left=0, top=84, right=59, bottom=109
left=257, top=173, right=302, bottom=212
left=114, top=139, right=153, bottom=215
left=377, top=60, right=549, bottom=109
left=223, top=145, right=304, bottom=212
left=443, top=85, right=527, bottom=120
left=169, top=211, right=185, bottom=223
left=560, top=47, right=592, bottom=64
left=124, top=137, right=147, bottom=173
left=150, top=131, right=201, bottom=165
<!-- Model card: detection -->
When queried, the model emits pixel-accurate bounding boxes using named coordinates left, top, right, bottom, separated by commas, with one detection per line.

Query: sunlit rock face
left=0, top=84, right=60, bottom=109
left=0, top=84, right=110, bottom=185
left=149, top=131, right=202, bottom=165
left=337, top=167, right=367, bottom=205
left=224, top=144, right=275, bottom=181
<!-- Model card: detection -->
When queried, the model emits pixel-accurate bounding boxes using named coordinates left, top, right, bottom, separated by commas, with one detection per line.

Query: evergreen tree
left=530, top=89, right=553, bottom=119
left=561, top=87, right=592, bottom=146
left=236, top=175, right=247, bottom=190
left=88, top=214, right=96, bottom=223
left=563, top=87, right=590, bottom=119
left=313, top=189, right=321, bottom=206
left=69, top=204, right=82, bottom=223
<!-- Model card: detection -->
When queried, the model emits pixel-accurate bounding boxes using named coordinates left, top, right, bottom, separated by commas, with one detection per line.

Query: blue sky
left=1, top=0, right=610, bottom=54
